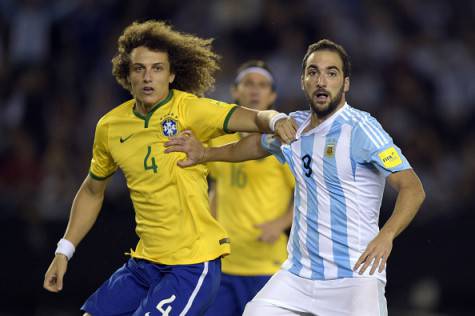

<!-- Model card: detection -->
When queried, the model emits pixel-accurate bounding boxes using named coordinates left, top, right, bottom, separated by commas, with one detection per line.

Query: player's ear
left=169, top=73, right=175, bottom=84
left=344, top=77, right=350, bottom=93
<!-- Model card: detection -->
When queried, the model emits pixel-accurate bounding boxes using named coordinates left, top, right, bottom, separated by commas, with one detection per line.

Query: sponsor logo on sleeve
left=378, top=146, right=402, bottom=168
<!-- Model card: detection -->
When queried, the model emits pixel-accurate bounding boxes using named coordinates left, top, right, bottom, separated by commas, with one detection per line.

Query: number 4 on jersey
left=144, top=145, right=158, bottom=173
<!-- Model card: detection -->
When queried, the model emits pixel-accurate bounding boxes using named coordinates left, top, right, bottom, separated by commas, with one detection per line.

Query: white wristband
left=269, top=113, right=288, bottom=132
left=55, top=238, right=75, bottom=260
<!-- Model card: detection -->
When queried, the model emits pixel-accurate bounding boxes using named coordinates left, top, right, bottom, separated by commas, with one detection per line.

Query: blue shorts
left=82, top=258, right=221, bottom=316
left=204, top=273, right=270, bottom=316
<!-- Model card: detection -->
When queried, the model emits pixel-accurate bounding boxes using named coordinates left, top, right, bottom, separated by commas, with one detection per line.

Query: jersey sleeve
left=89, top=118, right=118, bottom=180
left=351, top=116, right=411, bottom=177
left=260, top=134, right=286, bottom=163
left=183, top=96, right=237, bottom=142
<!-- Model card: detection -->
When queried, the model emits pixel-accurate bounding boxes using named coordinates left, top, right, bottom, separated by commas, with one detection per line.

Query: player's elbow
left=82, top=175, right=108, bottom=198
left=417, top=184, right=426, bottom=206
left=411, top=178, right=426, bottom=208
left=403, top=170, right=426, bottom=207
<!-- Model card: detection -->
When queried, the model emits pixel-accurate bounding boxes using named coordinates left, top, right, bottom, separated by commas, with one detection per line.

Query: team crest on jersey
left=161, top=118, right=178, bottom=136
left=325, top=143, right=336, bottom=157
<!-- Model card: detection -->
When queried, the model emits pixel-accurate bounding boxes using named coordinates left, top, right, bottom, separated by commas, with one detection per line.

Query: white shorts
left=243, top=269, right=387, bottom=316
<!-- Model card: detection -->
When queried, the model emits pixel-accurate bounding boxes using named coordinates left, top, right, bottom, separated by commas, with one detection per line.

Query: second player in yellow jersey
left=204, top=61, right=294, bottom=316
left=208, top=133, right=294, bottom=275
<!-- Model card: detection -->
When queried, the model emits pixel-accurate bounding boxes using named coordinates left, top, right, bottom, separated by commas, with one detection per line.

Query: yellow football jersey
left=208, top=133, right=295, bottom=275
left=89, top=89, right=237, bottom=265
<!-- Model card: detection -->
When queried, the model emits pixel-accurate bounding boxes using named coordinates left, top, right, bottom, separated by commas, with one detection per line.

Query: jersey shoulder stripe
left=345, top=106, right=391, bottom=148
left=351, top=109, right=390, bottom=146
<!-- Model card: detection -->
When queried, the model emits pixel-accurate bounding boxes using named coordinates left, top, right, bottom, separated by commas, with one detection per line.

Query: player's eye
left=307, top=70, right=317, bottom=76
left=258, top=82, right=271, bottom=89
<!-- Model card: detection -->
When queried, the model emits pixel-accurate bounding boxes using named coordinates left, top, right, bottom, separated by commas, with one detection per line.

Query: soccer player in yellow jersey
left=204, top=61, right=294, bottom=316
left=42, top=20, right=296, bottom=316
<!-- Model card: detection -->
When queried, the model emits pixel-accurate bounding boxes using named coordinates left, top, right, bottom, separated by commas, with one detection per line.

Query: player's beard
left=305, top=84, right=344, bottom=118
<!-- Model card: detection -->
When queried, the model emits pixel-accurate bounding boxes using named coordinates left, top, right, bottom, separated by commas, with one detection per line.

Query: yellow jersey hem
left=128, top=248, right=230, bottom=265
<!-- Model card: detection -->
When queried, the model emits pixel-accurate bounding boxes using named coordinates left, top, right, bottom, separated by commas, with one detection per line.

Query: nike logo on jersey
left=120, top=134, right=134, bottom=143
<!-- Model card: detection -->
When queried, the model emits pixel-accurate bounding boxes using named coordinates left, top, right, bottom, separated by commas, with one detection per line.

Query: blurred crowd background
left=0, top=0, right=474, bottom=315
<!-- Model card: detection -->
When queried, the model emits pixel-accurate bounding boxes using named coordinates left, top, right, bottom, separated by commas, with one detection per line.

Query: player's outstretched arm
left=353, top=169, right=425, bottom=275
left=164, top=130, right=270, bottom=167
left=43, top=175, right=109, bottom=292
left=226, top=107, right=297, bottom=144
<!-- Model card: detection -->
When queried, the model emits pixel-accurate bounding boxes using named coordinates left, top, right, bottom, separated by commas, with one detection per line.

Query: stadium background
left=0, top=0, right=474, bottom=315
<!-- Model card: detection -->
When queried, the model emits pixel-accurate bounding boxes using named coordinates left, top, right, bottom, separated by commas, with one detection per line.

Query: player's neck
left=310, top=113, right=327, bottom=127
left=134, top=96, right=166, bottom=116
left=135, top=101, right=151, bottom=116
left=308, top=101, right=345, bottom=130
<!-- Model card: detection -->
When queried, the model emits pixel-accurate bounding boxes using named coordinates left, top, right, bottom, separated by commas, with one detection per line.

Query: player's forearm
left=256, top=109, right=281, bottom=133
left=226, top=107, right=281, bottom=133
left=63, top=179, right=105, bottom=247
left=203, top=134, right=269, bottom=163
left=380, top=180, right=425, bottom=240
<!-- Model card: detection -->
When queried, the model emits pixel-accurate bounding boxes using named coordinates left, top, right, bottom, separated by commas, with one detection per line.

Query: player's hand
left=164, top=130, right=206, bottom=167
left=255, top=218, right=286, bottom=244
left=43, top=254, right=68, bottom=292
left=353, top=231, right=394, bottom=275
left=274, top=117, right=297, bottom=144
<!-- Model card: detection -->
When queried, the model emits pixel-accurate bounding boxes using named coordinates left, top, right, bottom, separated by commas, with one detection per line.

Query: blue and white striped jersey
left=261, top=103, right=411, bottom=283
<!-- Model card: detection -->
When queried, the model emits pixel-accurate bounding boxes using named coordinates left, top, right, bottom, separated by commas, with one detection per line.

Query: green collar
left=133, top=90, right=174, bottom=128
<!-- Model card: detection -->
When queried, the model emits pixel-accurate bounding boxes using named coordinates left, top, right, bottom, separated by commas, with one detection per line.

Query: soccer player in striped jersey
left=164, top=39, right=426, bottom=315
left=204, top=61, right=295, bottom=316
left=42, top=20, right=296, bottom=316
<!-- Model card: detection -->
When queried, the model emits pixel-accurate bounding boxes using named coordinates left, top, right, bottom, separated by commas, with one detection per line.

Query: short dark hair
left=234, top=60, right=275, bottom=90
left=112, top=20, right=220, bottom=96
left=301, top=39, right=351, bottom=78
